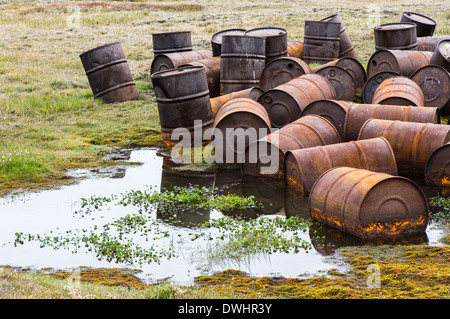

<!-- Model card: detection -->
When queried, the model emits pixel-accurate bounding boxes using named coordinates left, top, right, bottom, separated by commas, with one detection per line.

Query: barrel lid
left=245, top=27, right=287, bottom=38
left=211, top=29, right=246, bottom=44
left=410, top=65, right=450, bottom=109
left=316, top=66, right=356, bottom=101
left=374, top=22, right=416, bottom=31
left=152, top=30, right=191, bottom=36
left=402, top=12, right=437, bottom=26
left=438, top=40, right=450, bottom=59
left=79, top=42, right=122, bottom=58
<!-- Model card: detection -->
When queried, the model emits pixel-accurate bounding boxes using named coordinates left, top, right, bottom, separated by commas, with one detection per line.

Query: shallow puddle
left=0, top=148, right=446, bottom=285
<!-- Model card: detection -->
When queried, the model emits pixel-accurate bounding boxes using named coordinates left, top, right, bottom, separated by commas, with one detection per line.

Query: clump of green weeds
left=428, top=193, right=450, bottom=223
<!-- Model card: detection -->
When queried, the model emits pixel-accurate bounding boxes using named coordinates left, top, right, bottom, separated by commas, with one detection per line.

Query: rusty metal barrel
left=150, top=50, right=213, bottom=74
left=417, top=35, right=450, bottom=52
left=212, top=98, right=271, bottom=164
left=374, top=22, right=417, bottom=51
left=430, top=39, right=450, bottom=73
left=302, top=20, right=341, bottom=64
left=211, top=28, right=246, bottom=57
left=287, top=41, right=304, bottom=59
left=316, top=66, right=356, bottom=101
left=180, top=56, right=221, bottom=98
left=321, top=13, right=358, bottom=60
left=362, top=71, right=401, bottom=104
left=301, top=100, right=353, bottom=141
left=80, top=42, right=138, bottom=103
left=219, top=35, right=266, bottom=95
left=411, top=65, right=450, bottom=115
left=309, top=167, right=429, bottom=239
left=244, top=27, right=288, bottom=65
left=335, top=57, right=367, bottom=91
left=367, top=49, right=433, bottom=78
left=257, top=73, right=337, bottom=128
left=285, top=137, right=398, bottom=195
left=344, top=103, right=441, bottom=142
left=210, top=87, right=264, bottom=115
left=400, top=12, right=436, bottom=37
left=425, top=142, right=450, bottom=187
left=151, top=66, right=214, bottom=146
left=358, top=119, right=450, bottom=176
left=259, top=57, right=311, bottom=91
left=371, top=77, right=425, bottom=106
left=152, top=31, right=192, bottom=55
left=241, top=115, right=340, bottom=179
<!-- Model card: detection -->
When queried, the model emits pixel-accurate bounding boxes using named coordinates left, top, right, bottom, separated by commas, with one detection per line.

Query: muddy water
left=0, top=148, right=446, bottom=285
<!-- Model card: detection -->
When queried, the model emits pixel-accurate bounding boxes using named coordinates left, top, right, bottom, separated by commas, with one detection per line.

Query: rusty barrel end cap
left=410, top=65, right=450, bottom=110
left=316, top=66, right=356, bottom=101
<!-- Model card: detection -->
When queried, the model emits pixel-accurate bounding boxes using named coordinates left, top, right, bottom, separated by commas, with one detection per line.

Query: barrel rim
left=295, top=114, right=342, bottom=142
left=152, top=30, right=191, bottom=37
left=402, top=12, right=437, bottom=26
left=211, top=28, right=247, bottom=43
left=410, top=64, right=450, bottom=109
left=244, top=26, right=288, bottom=38
left=335, top=56, right=368, bottom=83
left=366, top=50, right=400, bottom=76
left=151, top=65, right=206, bottom=79
left=79, top=42, right=122, bottom=58
left=316, top=65, right=356, bottom=100
left=373, top=22, right=417, bottom=31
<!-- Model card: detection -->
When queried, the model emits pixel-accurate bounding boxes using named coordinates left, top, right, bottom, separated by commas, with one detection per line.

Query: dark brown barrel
left=411, top=65, right=450, bottom=114
left=335, top=57, right=367, bottom=91
left=321, top=13, right=358, bottom=60
left=150, top=50, right=213, bottom=75
left=80, top=42, right=138, bottom=103
left=367, top=49, right=433, bottom=78
left=309, top=167, right=429, bottom=239
left=302, top=20, right=341, bottom=64
left=285, top=137, right=398, bottom=195
left=362, top=71, right=401, bottom=104
left=257, top=73, right=337, bottom=128
left=219, top=35, right=266, bottom=95
left=241, top=115, right=340, bottom=179
left=374, top=22, right=417, bottom=51
left=301, top=99, right=353, bottom=141
left=244, top=27, right=288, bottom=65
left=344, top=103, right=441, bottom=142
left=430, top=39, right=450, bottom=73
left=400, top=12, right=436, bottom=37
left=425, top=142, right=450, bottom=187
left=287, top=41, right=304, bottom=59
left=210, top=28, right=246, bottom=57
left=212, top=98, right=271, bottom=164
left=372, top=76, right=425, bottom=106
left=259, top=57, right=312, bottom=91
left=152, top=31, right=192, bottom=55
left=151, top=66, right=214, bottom=145
left=316, top=66, right=356, bottom=101
left=210, top=87, right=264, bottom=115
left=180, top=56, right=221, bottom=98
left=311, top=59, right=339, bottom=73
left=417, top=35, right=450, bottom=51
left=357, top=119, right=450, bottom=176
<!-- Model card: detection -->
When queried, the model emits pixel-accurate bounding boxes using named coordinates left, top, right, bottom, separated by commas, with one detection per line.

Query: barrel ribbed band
left=85, top=58, right=128, bottom=75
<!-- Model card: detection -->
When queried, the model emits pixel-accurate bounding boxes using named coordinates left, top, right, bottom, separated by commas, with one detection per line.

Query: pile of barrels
left=80, top=11, right=450, bottom=240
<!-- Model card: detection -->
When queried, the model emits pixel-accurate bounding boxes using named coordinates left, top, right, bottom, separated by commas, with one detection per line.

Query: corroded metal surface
left=245, top=27, right=288, bottom=65
left=259, top=57, right=311, bottom=91
left=371, top=76, right=425, bottom=106
left=400, top=12, right=436, bottom=37
left=344, top=103, right=440, bottom=142
left=321, top=13, right=358, bottom=60
left=316, top=66, right=356, bottom=101
left=150, top=50, right=213, bottom=74
left=309, top=167, right=429, bottom=239
left=210, top=28, right=246, bottom=57
left=152, top=31, right=192, bottom=55
left=302, top=20, right=341, bottom=64
left=417, top=35, right=450, bottom=52
left=361, top=71, right=401, bottom=104
left=425, top=142, right=450, bottom=188
left=335, top=57, right=367, bottom=91
left=374, top=22, right=417, bottom=51
left=430, top=39, right=450, bottom=73
left=219, top=35, right=266, bottom=95
left=285, top=137, right=398, bottom=195
left=210, top=87, right=264, bottom=115
left=357, top=119, right=450, bottom=176
left=257, top=73, right=337, bottom=128
left=241, top=115, right=340, bottom=179
left=180, top=56, right=221, bottom=98
left=80, top=42, right=138, bottom=103
left=287, top=41, right=304, bottom=59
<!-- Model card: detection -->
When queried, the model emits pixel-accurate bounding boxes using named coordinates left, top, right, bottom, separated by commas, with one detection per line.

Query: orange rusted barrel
left=259, top=57, right=311, bottom=91
left=287, top=41, right=304, bottom=59
left=150, top=49, right=213, bottom=74
left=344, top=103, right=441, bottom=142
left=285, top=137, right=398, bottom=195
left=425, top=142, right=450, bottom=187
left=257, top=73, right=337, bottom=128
left=212, top=98, right=271, bottom=164
left=371, top=76, right=425, bottom=106
left=309, top=167, right=429, bottom=239
left=367, top=49, right=433, bottom=78
left=180, top=56, right=221, bottom=98
left=210, top=87, right=264, bottom=116
left=241, top=115, right=341, bottom=179
left=301, top=99, right=353, bottom=141
left=358, top=119, right=450, bottom=176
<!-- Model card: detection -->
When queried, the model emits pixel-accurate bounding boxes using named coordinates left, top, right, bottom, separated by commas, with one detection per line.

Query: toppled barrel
left=210, top=28, right=246, bottom=57
left=241, top=115, right=340, bottom=179
left=371, top=76, right=425, bottom=106
left=362, top=71, right=401, bottom=104
left=309, top=167, right=429, bottom=239
left=425, top=142, right=450, bottom=187
left=219, top=35, right=266, bottom=95
left=344, top=103, right=441, bottom=142
left=429, top=39, right=450, bottom=72
left=180, top=56, right=221, bottom=98
left=373, top=22, right=417, bottom=51
left=259, top=57, right=311, bottom=91
left=316, top=66, right=356, bottom=101
left=151, top=50, right=213, bottom=74
left=400, top=12, right=436, bottom=37
left=244, top=27, right=288, bottom=65
left=357, top=119, right=450, bottom=176
left=302, top=20, right=341, bottom=64
left=335, top=57, right=367, bottom=91
left=287, top=41, right=304, bottom=59
left=210, top=87, right=264, bottom=115
left=417, top=35, right=450, bottom=52
left=80, top=42, right=138, bottom=103
left=257, top=73, right=337, bottom=128
left=152, top=31, right=192, bottom=55
left=285, top=137, right=398, bottom=195
left=320, top=13, right=358, bottom=60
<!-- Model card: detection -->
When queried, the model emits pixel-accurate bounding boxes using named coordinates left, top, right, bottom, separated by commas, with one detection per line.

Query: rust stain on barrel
left=287, top=41, right=304, bottom=59
left=181, top=56, right=221, bottom=98
left=210, top=87, right=264, bottom=115
left=371, top=76, right=425, bottom=106
left=151, top=50, right=213, bottom=74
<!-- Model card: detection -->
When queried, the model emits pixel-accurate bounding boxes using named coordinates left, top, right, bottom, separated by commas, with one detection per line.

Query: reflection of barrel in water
left=283, top=187, right=310, bottom=220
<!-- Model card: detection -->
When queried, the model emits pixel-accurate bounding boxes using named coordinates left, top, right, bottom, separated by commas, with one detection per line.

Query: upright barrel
left=180, top=57, right=221, bottom=98
left=425, top=142, right=450, bottom=187
left=321, top=13, right=358, bottom=60
left=430, top=39, right=450, bottom=73
left=287, top=41, right=304, bottom=59
left=241, top=115, right=340, bottom=179
left=80, top=42, right=138, bottom=103
left=344, top=103, right=441, bottom=142
left=150, top=50, right=213, bottom=74
left=152, top=31, right=192, bottom=55
left=257, top=73, right=337, bottom=128
left=371, top=77, right=425, bottom=106
left=244, top=27, right=288, bottom=65
left=358, top=119, right=450, bottom=176
left=285, top=137, right=398, bottom=195
left=210, top=28, right=246, bottom=57
left=374, top=22, right=417, bottom=51
left=302, top=20, right=341, bottom=64
left=259, top=57, right=311, bottom=91
left=309, top=167, right=429, bottom=239
left=210, top=87, right=264, bottom=115
left=219, top=35, right=266, bottom=95
left=400, top=12, right=436, bottom=37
